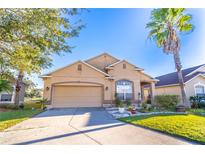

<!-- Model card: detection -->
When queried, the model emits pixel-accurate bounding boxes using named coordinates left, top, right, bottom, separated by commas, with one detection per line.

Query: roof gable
left=40, top=60, right=110, bottom=78
left=106, top=60, right=157, bottom=81
left=85, top=53, right=120, bottom=72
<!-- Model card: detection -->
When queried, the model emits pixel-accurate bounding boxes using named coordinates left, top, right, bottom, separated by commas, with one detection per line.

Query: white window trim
left=116, top=80, right=133, bottom=101
left=0, top=86, right=15, bottom=103
left=194, top=82, right=205, bottom=96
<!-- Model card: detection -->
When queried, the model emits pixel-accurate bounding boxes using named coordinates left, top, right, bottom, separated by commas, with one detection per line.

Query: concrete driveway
left=0, top=108, right=192, bottom=145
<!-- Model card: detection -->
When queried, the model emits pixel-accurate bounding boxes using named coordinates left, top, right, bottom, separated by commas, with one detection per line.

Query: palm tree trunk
left=14, top=71, right=24, bottom=108
left=173, top=52, right=190, bottom=108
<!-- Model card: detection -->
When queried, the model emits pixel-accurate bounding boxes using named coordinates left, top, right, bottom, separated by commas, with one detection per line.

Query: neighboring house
left=153, top=64, right=205, bottom=102
left=41, top=53, right=158, bottom=108
left=0, top=81, right=26, bottom=104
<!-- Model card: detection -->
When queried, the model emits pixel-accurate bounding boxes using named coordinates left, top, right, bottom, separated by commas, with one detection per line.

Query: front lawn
left=119, top=114, right=205, bottom=144
left=0, top=104, right=42, bottom=131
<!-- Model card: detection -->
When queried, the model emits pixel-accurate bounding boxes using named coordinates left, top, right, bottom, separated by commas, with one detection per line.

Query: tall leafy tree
left=0, top=9, right=83, bottom=107
left=0, top=79, right=12, bottom=93
left=0, top=57, right=15, bottom=80
left=146, top=8, right=193, bottom=108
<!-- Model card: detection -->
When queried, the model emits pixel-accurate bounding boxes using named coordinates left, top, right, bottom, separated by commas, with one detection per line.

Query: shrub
left=115, top=99, right=121, bottom=107
left=141, top=101, right=147, bottom=109
left=146, top=99, right=151, bottom=104
left=155, top=95, right=180, bottom=110
left=118, top=101, right=124, bottom=108
left=190, top=96, right=205, bottom=109
left=127, top=105, right=133, bottom=111
left=198, top=102, right=205, bottom=108
left=24, top=102, right=41, bottom=109
left=114, top=92, right=123, bottom=107
left=124, top=99, right=131, bottom=106
left=191, top=102, right=199, bottom=109
left=19, top=103, right=24, bottom=109
left=0, top=103, right=18, bottom=110
left=139, top=101, right=154, bottom=112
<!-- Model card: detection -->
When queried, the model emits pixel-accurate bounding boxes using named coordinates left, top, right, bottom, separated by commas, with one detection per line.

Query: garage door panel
left=54, top=87, right=101, bottom=97
left=52, top=86, right=102, bottom=107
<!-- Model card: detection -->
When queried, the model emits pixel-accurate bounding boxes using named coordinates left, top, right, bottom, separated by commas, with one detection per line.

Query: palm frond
left=146, top=8, right=193, bottom=52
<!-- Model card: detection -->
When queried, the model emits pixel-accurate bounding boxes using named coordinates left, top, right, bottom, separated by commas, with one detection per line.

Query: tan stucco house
left=41, top=53, right=158, bottom=108
left=153, top=64, right=205, bottom=102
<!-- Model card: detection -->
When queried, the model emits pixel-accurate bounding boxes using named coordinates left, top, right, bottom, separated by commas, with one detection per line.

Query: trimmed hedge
left=0, top=102, right=42, bottom=110
left=155, top=95, right=180, bottom=110
left=0, top=103, right=18, bottom=110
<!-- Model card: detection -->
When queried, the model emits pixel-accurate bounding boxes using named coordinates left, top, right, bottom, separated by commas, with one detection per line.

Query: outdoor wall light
left=105, top=86, right=109, bottom=91
left=46, top=87, right=50, bottom=91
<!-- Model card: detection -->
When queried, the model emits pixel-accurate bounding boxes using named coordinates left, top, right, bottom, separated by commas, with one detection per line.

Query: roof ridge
left=85, top=52, right=120, bottom=62
left=106, top=59, right=144, bottom=71
left=81, top=61, right=110, bottom=76
left=40, top=60, right=110, bottom=77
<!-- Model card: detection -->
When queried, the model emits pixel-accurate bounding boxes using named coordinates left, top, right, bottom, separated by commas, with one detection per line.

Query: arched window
left=116, top=80, right=133, bottom=100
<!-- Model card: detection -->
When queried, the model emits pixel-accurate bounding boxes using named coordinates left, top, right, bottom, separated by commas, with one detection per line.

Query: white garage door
left=52, top=86, right=102, bottom=108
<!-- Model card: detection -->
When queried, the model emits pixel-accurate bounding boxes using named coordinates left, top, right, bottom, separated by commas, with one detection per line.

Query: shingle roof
left=155, top=64, right=205, bottom=87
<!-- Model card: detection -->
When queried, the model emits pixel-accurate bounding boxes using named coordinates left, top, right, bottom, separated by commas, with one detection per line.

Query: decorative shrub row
left=154, top=95, right=180, bottom=110
left=190, top=96, right=205, bottom=108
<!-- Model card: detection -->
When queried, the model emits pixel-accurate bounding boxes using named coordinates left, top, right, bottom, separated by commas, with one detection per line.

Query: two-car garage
left=52, top=85, right=103, bottom=108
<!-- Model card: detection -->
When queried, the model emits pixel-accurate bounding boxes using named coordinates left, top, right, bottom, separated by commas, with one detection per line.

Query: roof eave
left=39, top=75, right=52, bottom=78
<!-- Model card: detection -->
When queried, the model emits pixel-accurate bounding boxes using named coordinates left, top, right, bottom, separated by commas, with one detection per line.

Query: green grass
left=0, top=102, right=43, bottom=131
left=119, top=114, right=205, bottom=144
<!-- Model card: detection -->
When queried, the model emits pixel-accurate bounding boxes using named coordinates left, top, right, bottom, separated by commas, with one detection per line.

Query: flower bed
left=105, top=107, right=187, bottom=119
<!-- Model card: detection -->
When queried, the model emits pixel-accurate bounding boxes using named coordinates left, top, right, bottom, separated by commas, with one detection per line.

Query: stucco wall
left=185, top=75, right=205, bottom=99
left=108, top=61, right=154, bottom=102
left=43, top=61, right=112, bottom=103
left=42, top=56, right=155, bottom=105
left=155, top=85, right=182, bottom=97
left=86, top=54, right=119, bottom=71
left=155, top=75, right=205, bottom=102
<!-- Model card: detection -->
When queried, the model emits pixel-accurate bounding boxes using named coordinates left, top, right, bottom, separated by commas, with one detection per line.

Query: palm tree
left=0, top=79, right=12, bottom=93
left=146, top=8, right=193, bottom=108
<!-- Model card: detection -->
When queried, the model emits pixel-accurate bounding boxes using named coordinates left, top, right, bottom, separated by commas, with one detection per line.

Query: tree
left=0, top=9, right=83, bottom=107
left=0, top=79, right=12, bottom=93
left=24, top=78, right=42, bottom=99
left=25, top=88, right=42, bottom=99
left=0, top=57, right=15, bottom=80
left=146, top=8, right=193, bottom=108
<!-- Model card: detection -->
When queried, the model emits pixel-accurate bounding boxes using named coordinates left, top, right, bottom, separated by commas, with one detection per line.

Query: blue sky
left=34, top=8, right=205, bottom=88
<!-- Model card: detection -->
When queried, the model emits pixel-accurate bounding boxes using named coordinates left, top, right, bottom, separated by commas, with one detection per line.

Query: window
left=116, top=80, right=133, bottom=100
left=77, top=64, right=82, bottom=71
left=1, top=94, right=12, bottom=101
left=195, top=85, right=205, bottom=96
